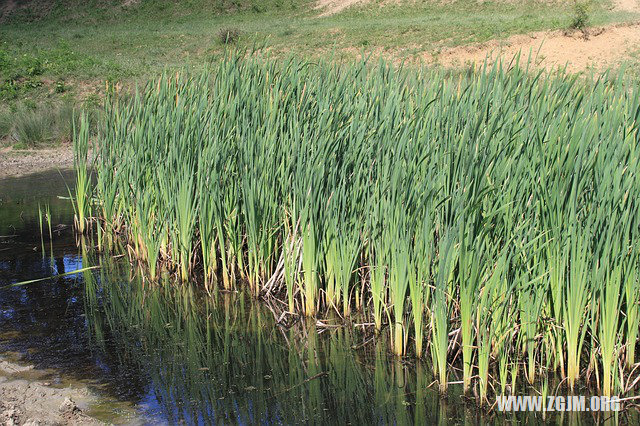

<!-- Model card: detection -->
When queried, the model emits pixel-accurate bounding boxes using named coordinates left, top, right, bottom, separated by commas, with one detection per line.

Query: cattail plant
left=77, top=54, right=640, bottom=405
left=71, top=112, right=92, bottom=234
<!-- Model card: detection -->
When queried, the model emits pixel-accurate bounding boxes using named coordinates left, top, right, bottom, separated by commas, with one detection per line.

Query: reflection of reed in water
left=82, top=248, right=454, bottom=424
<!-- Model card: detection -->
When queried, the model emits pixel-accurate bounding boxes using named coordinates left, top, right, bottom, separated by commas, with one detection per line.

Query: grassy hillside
left=0, top=0, right=302, bottom=22
left=0, top=0, right=635, bottom=146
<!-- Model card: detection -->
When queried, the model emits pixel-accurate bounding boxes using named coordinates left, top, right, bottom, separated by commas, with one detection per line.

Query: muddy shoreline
left=0, top=356, right=102, bottom=425
left=0, top=147, right=74, bottom=179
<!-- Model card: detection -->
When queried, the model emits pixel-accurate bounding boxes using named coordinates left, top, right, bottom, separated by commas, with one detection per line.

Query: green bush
left=570, top=1, right=590, bottom=30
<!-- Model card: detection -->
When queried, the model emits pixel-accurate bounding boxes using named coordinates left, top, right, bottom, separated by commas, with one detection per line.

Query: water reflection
left=0, top=171, right=631, bottom=425
left=83, top=260, right=446, bottom=424
left=0, top=169, right=75, bottom=239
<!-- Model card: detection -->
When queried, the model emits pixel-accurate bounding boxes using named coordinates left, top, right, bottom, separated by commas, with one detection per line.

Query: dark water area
left=0, top=171, right=625, bottom=425
left=0, top=170, right=82, bottom=373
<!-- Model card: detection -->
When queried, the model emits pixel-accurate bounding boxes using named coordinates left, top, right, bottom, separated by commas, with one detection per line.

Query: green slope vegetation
left=1, top=0, right=627, bottom=101
left=1, top=0, right=635, bottom=147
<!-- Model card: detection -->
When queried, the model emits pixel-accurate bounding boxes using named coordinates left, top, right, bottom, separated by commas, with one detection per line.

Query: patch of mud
left=0, top=146, right=74, bottom=179
left=0, top=357, right=101, bottom=425
left=435, top=22, right=640, bottom=72
left=0, top=361, right=33, bottom=375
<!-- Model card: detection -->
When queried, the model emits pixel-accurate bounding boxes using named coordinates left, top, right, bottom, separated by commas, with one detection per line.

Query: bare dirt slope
left=314, top=0, right=367, bottom=16
left=615, top=0, right=640, bottom=12
left=436, top=22, right=640, bottom=72
left=435, top=0, right=640, bottom=72
left=317, top=0, right=640, bottom=72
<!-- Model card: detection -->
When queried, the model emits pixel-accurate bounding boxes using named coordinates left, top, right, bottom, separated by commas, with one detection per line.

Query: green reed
left=37, top=203, right=45, bottom=256
left=78, top=55, right=640, bottom=404
left=71, top=112, right=92, bottom=234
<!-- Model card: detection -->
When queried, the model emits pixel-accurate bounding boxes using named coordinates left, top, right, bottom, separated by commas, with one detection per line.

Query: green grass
left=2, top=0, right=635, bottom=149
left=15, top=102, right=72, bottom=146
left=1, top=0, right=634, bottom=104
left=71, top=112, right=91, bottom=234
left=0, top=107, right=11, bottom=140
left=0, top=101, right=77, bottom=147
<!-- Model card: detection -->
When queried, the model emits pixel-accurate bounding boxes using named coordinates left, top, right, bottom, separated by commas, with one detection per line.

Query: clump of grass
left=0, top=108, right=11, bottom=141
left=10, top=102, right=75, bottom=147
left=80, top=54, right=640, bottom=407
left=55, top=80, right=66, bottom=93
left=12, top=106, right=53, bottom=147
left=218, top=28, right=241, bottom=44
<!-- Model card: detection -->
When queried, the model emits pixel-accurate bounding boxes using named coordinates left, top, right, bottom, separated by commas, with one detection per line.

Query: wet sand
left=0, top=356, right=101, bottom=425
left=0, top=146, right=74, bottom=179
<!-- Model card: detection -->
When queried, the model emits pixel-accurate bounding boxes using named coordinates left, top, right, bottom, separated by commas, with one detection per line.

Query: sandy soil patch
left=435, top=22, right=640, bottom=72
left=0, top=146, right=74, bottom=179
left=315, top=0, right=367, bottom=16
left=0, top=357, right=101, bottom=425
left=314, top=0, right=420, bottom=16
left=316, top=0, right=640, bottom=73
left=615, top=0, right=640, bottom=12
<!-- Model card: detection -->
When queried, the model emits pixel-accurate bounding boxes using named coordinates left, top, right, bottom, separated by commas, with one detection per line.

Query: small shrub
left=55, top=80, right=66, bottom=93
left=0, top=80, right=20, bottom=100
left=218, top=28, right=241, bottom=45
left=570, top=1, right=590, bottom=30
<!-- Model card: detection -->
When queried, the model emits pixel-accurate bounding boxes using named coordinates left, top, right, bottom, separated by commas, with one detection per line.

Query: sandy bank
left=0, top=357, right=101, bottom=425
left=0, top=146, right=74, bottom=180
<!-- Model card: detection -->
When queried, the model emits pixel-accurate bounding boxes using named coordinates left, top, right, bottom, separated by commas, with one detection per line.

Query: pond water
left=0, top=170, right=623, bottom=425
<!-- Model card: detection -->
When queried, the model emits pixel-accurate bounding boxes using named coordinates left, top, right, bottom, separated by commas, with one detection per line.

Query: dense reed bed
left=75, top=56, right=640, bottom=402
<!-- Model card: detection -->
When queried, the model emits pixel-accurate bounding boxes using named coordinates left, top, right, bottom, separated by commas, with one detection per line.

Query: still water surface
left=0, top=170, right=622, bottom=425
